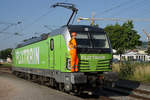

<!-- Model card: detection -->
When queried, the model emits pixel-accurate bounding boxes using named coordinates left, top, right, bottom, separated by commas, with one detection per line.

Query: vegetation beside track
left=113, top=62, right=150, bottom=83
left=0, top=63, right=12, bottom=67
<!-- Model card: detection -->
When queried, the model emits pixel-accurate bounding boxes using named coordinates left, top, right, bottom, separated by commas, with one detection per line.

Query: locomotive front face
left=64, top=25, right=113, bottom=72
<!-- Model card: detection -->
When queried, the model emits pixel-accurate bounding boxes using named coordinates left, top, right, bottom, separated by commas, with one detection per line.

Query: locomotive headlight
left=66, top=58, right=71, bottom=70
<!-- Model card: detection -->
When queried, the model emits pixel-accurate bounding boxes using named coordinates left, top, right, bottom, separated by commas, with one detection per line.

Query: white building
left=113, top=50, right=150, bottom=62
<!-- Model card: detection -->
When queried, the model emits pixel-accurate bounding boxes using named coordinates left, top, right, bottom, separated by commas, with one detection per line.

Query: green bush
left=119, top=62, right=136, bottom=79
left=113, top=62, right=150, bottom=82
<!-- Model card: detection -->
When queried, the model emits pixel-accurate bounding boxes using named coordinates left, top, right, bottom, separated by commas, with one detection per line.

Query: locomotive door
left=49, top=38, right=54, bottom=69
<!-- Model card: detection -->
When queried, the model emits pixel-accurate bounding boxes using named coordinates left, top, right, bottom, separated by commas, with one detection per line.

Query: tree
left=104, top=21, right=142, bottom=54
left=0, top=48, right=12, bottom=59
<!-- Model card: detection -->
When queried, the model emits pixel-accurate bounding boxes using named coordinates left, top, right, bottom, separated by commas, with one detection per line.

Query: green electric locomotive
left=12, top=3, right=117, bottom=94
left=12, top=25, right=115, bottom=92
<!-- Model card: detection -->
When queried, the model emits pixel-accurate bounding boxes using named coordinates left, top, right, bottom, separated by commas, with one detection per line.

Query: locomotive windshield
left=91, top=33, right=109, bottom=48
left=72, top=31, right=110, bottom=49
left=76, top=32, right=92, bottom=48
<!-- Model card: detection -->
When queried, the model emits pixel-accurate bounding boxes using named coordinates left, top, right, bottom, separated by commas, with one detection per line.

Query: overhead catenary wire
left=19, top=9, right=54, bottom=36
left=12, top=2, right=78, bottom=45
left=96, top=0, right=132, bottom=17
left=2, top=2, right=76, bottom=41
left=23, top=2, right=78, bottom=39
left=1, top=2, right=59, bottom=47
left=109, top=0, right=147, bottom=17
left=0, top=22, right=21, bottom=25
left=0, top=21, right=22, bottom=34
left=2, top=8, right=55, bottom=41
left=44, top=25, right=60, bottom=31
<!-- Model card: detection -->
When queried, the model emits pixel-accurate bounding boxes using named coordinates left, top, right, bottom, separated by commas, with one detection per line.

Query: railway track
left=1, top=67, right=150, bottom=100
left=82, top=82, right=150, bottom=100
left=11, top=73, right=150, bottom=100
left=103, top=85, right=150, bottom=100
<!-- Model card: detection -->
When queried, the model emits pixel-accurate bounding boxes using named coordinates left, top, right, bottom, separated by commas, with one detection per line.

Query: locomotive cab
left=66, top=25, right=113, bottom=72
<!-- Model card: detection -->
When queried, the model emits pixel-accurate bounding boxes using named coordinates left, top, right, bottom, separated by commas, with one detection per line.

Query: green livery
left=12, top=25, right=114, bottom=92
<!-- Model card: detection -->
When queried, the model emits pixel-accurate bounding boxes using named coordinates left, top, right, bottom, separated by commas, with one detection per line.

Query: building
left=113, top=49, right=150, bottom=62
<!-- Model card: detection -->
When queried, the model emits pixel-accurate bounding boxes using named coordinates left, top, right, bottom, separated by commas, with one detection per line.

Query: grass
left=112, top=62, right=150, bottom=83
left=0, top=63, right=12, bottom=67
left=131, top=65, right=150, bottom=82
left=112, top=63, right=120, bottom=73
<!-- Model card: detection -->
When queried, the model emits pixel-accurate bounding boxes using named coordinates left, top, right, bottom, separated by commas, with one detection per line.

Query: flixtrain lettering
left=15, top=47, right=39, bottom=64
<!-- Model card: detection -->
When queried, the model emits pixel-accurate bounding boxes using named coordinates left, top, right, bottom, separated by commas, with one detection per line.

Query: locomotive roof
left=49, top=25, right=105, bottom=36
left=66, top=25, right=104, bottom=32
left=16, top=25, right=105, bottom=48
left=16, top=36, right=48, bottom=48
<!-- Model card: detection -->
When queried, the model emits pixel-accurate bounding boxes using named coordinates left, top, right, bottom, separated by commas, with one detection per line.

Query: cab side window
left=50, top=39, right=54, bottom=50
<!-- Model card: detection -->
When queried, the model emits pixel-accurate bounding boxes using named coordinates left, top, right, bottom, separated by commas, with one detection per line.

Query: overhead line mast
left=51, top=2, right=78, bottom=26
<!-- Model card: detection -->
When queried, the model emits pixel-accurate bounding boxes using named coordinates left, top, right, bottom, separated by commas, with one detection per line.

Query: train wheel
left=32, top=74, right=38, bottom=82
left=49, top=78, right=55, bottom=87
left=59, top=83, right=65, bottom=91
left=39, top=76, right=44, bottom=85
left=64, top=83, right=72, bottom=92
left=27, top=73, right=31, bottom=80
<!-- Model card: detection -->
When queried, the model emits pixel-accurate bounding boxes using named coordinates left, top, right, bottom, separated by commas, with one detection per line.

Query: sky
left=0, top=0, right=150, bottom=50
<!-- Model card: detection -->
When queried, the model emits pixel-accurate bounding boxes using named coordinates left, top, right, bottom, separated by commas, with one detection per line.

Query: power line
left=4, top=7, right=56, bottom=42
left=0, top=22, right=20, bottom=25
left=2, top=2, right=75, bottom=41
left=19, top=2, right=78, bottom=40
left=19, top=9, right=55, bottom=36
left=0, top=21, right=22, bottom=34
left=96, top=0, right=132, bottom=16
left=110, top=0, right=147, bottom=17
left=4, top=8, right=55, bottom=41
left=44, top=25, right=60, bottom=31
